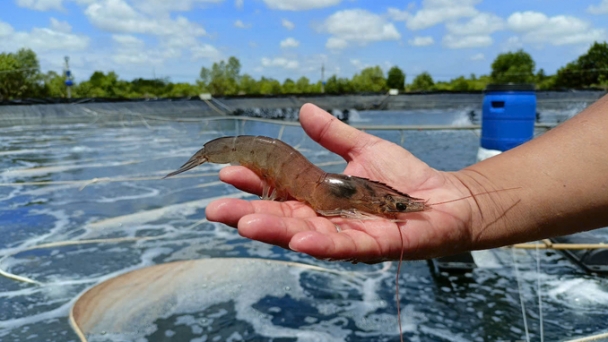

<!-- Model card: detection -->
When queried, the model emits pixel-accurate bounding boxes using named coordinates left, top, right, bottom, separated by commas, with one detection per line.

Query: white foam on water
left=0, top=187, right=22, bottom=202
left=471, top=250, right=502, bottom=268
left=85, top=192, right=248, bottom=231
left=451, top=107, right=475, bottom=126
left=96, top=184, right=160, bottom=203
left=1, top=160, right=140, bottom=178
left=347, top=109, right=368, bottom=122
left=0, top=300, right=74, bottom=331
left=419, top=325, right=471, bottom=342
left=545, top=277, right=608, bottom=310
left=17, top=208, right=71, bottom=249
left=69, top=146, right=95, bottom=153
left=0, top=246, right=173, bottom=334
left=0, top=149, right=44, bottom=156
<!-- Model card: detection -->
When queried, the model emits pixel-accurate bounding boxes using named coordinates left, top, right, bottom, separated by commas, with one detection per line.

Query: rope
left=202, top=98, right=228, bottom=115
left=89, top=111, right=558, bottom=131
left=536, top=243, right=544, bottom=342
left=511, top=247, right=531, bottom=342
left=566, top=331, right=608, bottom=342
left=0, top=172, right=218, bottom=188
left=0, top=161, right=346, bottom=188
left=0, top=237, right=157, bottom=285
left=510, top=242, right=608, bottom=250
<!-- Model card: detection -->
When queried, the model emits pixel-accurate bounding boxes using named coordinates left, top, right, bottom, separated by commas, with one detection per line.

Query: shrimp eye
left=395, top=202, right=407, bottom=211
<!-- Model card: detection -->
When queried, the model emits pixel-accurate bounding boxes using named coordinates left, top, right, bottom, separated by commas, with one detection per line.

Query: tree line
left=1, top=42, right=607, bottom=100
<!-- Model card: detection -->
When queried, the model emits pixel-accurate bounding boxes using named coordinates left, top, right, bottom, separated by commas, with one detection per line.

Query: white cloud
left=326, top=37, right=348, bottom=49
left=235, top=0, right=244, bottom=9
left=0, top=22, right=13, bottom=37
left=16, top=0, right=64, bottom=11
left=470, top=53, right=484, bottom=60
left=0, top=19, right=89, bottom=52
left=408, top=36, right=434, bottom=46
left=507, top=11, right=606, bottom=45
left=350, top=59, right=366, bottom=70
left=443, top=34, right=492, bottom=49
left=130, top=0, right=223, bottom=15
left=111, top=35, right=163, bottom=65
left=261, top=57, right=299, bottom=69
left=49, top=18, right=72, bottom=33
left=282, top=19, right=295, bottom=30
left=280, top=37, right=300, bottom=48
left=263, top=0, right=341, bottom=11
left=441, top=12, right=503, bottom=49
left=190, top=44, right=221, bottom=60
left=507, top=11, right=547, bottom=32
left=84, top=0, right=206, bottom=37
left=503, top=36, right=523, bottom=51
left=112, top=34, right=145, bottom=48
left=81, top=0, right=220, bottom=67
left=387, top=7, right=411, bottom=22
left=588, top=0, right=608, bottom=14
left=234, top=20, right=250, bottom=29
left=321, top=9, right=400, bottom=50
left=446, top=13, right=504, bottom=36
left=400, top=0, right=481, bottom=30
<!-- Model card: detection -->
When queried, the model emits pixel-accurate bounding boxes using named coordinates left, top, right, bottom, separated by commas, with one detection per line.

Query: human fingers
left=237, top=214, right=340, bottom=250
left=206, top=198, right=318, bottom=228
left=288, top=229, right=386, bottom=261
left=218, top=166, right=264, bottom=196
left=299, top=103, right=378, bottom=161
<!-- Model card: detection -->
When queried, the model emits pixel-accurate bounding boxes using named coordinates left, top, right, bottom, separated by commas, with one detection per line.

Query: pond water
left=0, top=105, right=607, bottom=341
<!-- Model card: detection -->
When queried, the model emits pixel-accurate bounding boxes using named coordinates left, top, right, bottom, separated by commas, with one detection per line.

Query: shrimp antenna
left=427, top=186, right=522, bottom=206
left=163, top=157, right=207, bottom=179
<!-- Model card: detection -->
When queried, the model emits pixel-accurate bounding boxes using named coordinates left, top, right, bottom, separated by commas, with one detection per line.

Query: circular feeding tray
left=70, top=258, right=394, bottom=341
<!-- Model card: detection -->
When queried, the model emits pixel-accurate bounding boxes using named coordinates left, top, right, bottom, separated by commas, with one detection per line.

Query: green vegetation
left=554, top=42, right=608, bottom=89
left=1, top=42, right=608, bottom=100
left=410, top=72, right=434, bottom=91
left=386, top=66, right=406, bottom=91
left=490, top=49, right=536, bottom=84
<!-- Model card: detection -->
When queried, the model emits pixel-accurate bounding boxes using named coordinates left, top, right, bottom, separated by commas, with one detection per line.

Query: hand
left=206, top=104, right=485, bottom=262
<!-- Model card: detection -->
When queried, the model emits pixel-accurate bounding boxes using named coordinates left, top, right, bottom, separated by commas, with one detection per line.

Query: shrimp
left=164, top=135, right=428, bottom=220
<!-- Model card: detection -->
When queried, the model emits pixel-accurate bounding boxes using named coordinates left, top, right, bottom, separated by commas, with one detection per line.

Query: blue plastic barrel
left=481, top=84, right=536, bottom=151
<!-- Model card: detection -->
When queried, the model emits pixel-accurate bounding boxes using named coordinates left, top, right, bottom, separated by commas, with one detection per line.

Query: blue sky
left=1, top=0, right=607, bottom=84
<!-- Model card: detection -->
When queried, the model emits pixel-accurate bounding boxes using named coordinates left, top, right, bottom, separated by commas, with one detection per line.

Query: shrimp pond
left=1, top=106, right=608, bottom=342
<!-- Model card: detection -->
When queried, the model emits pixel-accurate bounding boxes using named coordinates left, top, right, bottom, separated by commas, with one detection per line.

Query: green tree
left=199, top=56, right=241, bottom=95
left=238, top=74, right=259, bottom=95
left=282, top=78, right=297, bottom=94
left=554, top=42, right=608, bottom=88
left=165, top=82, right=200, bottom=97
left=386, top=66, right=405, bottom=90
left=41, top=71, right=68, bottom=98
left=351, top=66, right=386, bottom=92
left=491, top=49, right=535, bottom=84
left=75, top=71, right=131, bottom=98
left=258, top=77, right=281, bottom=95
left=466, top=74, right=492, bottom=91
left=130, top=77, right=170, bottom=97
left=325, top=75, right=353, bottom=94
left=410, top=72, right=434, bottom=91
left=309, top=80, right=323, bottom=93
left=450, top=76, right=470, bottom=91
left=0, top=48, right=42, bottom=99
left=295, top=76, right=312, bottom=93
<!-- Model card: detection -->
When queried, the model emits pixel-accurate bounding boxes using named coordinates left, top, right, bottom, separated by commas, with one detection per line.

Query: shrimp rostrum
left=164, top=135, right=428, bottom=220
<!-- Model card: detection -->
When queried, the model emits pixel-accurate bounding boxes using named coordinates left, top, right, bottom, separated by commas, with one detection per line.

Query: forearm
left=458, top=94, right=608, bottom=249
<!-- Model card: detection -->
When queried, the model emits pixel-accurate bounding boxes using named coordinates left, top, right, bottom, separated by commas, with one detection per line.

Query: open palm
left=206, top=103, right=481, bottom=262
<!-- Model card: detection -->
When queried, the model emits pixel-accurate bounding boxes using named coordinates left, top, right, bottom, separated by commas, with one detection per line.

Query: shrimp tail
left=163, top=155, right=207, bottom=178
